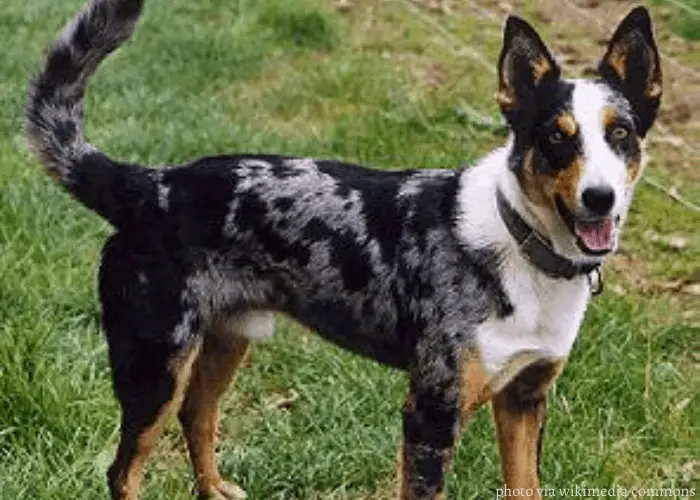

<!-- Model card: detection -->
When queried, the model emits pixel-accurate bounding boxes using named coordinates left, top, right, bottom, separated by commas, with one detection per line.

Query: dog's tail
left=26, top=0, right=158, bottom=230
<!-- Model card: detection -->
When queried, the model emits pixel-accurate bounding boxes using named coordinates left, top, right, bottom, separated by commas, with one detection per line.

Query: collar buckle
left=587, top=268, right=604, bottom=295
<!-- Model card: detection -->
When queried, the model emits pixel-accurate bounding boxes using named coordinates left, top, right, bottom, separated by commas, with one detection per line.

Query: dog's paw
left=200, top=481, right=247, bottom=500
left=218, top=481, right=247, bottom=499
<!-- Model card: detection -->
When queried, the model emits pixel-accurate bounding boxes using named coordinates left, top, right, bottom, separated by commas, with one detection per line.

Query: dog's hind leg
left=106, top=339, right=200, bottom=500
left=99, top=235, right=205, bottom=500
left=178, top=319, right=258, bottom=500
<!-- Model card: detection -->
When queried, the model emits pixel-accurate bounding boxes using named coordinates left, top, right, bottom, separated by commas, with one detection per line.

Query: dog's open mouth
left=573, top=218, right=614, bottom=253
left=555, top=196, right=615, bottom=255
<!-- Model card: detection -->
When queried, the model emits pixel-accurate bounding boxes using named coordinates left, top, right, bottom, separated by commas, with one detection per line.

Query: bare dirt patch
left=461, top=0, right=700, bottom=183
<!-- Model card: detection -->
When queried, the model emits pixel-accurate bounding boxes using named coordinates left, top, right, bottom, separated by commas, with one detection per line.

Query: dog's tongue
left=575, top=218, right=614, bottom=252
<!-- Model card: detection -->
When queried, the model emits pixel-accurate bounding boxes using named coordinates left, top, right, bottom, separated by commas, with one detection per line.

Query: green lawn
left=1, top=0, right=698, bottom=499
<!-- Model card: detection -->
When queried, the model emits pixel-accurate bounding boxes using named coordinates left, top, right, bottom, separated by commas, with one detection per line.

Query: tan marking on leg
left=110, top=344, right=201, bottom=500
left=397, top=441, right=408, bottom=500
left=179, top=327, right=250, bottom=500
left=397, top=442, right=420, bottom=500
left=458, top=349, right=492, bottom=425
left=493, top=395, right=542, bottom=498
left=492, top=360, right=566, bottom=500
left=396, top=392, right=416, bottom=500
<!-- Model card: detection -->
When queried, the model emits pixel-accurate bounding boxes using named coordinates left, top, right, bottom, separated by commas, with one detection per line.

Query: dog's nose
left=581, top=186, right=615, bottom=216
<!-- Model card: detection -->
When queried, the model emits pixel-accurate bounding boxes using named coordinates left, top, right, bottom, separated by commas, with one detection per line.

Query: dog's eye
left=548, top=131, right=566, bottom=144
left=611, top=126, right=629, bottom=140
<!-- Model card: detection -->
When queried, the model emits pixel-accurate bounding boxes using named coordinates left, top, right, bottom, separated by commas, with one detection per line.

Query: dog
left=25, top=0, right=662, bottom=498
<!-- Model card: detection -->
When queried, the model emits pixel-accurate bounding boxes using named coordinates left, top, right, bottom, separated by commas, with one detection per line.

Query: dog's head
left=496, top=7, right=661, bottom=260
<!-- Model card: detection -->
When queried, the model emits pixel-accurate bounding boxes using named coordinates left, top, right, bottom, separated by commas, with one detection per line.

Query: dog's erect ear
left=496, top=16, right=560, bottom=126
left=598, top=6, right=662, bottom=137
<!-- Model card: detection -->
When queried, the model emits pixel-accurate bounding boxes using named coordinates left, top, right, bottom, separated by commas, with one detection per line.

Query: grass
left=652, top=0, right=700, bottom=40
left=0, top=0, right=698, bottom=499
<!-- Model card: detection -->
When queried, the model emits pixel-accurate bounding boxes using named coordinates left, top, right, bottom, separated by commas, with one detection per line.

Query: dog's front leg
left=398, top=371, right=459, bottom=500
left=491, top=361, right=564, bottom=500
left=492, top=391, right=546, bottom=499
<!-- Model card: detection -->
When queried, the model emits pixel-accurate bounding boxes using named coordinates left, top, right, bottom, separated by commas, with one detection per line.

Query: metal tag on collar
left=587, top=268, right=603, bottom=295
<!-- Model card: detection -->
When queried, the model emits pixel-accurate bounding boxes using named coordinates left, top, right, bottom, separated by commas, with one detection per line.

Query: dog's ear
left=496, top=16, right=560, bottom=128
left=598, top=6, right=662, bottom=137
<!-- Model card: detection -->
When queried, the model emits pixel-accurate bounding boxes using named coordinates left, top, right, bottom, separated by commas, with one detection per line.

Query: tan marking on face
left=520, top=148, right=557, bottom=211
left=531, top=56, right=551, bottom=83
left=553, top=156, right=585, bottom=212
left=519, top=145, right=584, bottom=216
left=602, top=105, right=618, bottom=130
left=520, top=148, right=546, bottom=207
left=603, top=105, right=643, bottom=186
left=556, top=113, right=578, bottom=137
left=458, top=349, right=493, bottom=425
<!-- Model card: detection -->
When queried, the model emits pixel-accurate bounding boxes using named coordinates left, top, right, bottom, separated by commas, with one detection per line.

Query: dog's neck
left=495, top=188, right=600, bottom=279
left=454, top=140, right=604, bottom=281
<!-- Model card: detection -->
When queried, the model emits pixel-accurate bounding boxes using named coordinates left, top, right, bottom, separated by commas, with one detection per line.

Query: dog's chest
left=474, top=261, right=590, bottom=392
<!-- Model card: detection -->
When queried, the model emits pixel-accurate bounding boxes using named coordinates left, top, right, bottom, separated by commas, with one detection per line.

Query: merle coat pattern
left=25, top=1, right=662, bottom=499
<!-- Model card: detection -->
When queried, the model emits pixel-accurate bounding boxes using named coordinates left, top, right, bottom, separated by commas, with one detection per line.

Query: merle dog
left=26, top=1, right=661, bottom=498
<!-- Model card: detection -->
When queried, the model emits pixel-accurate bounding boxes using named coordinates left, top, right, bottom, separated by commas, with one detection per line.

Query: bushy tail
left=26, top=0, right=158, bottom=229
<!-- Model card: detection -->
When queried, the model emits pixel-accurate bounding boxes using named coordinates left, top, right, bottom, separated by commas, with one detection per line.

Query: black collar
left=496, top=189, right=601, bottom=282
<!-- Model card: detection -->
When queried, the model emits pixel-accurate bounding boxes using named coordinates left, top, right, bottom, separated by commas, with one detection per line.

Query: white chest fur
left=454, top=146, right=598, bottom=393
left=474, top=250, right=590, bottom=392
